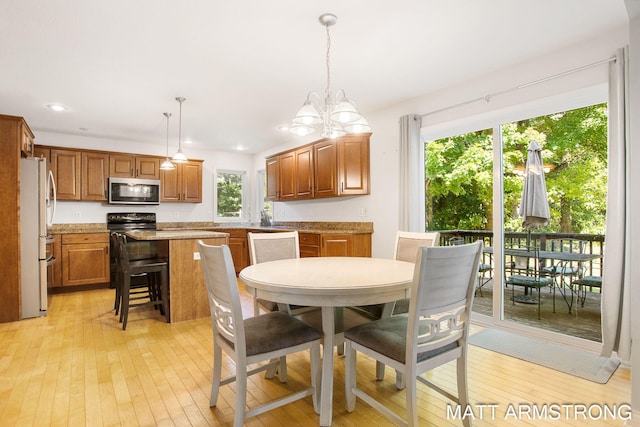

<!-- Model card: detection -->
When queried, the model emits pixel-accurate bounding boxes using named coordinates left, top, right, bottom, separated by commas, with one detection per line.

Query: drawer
left=299, top=233, right=320, bottom=246
left=217, top=229, right=246, bottom=238
left=61, top=232, right=110, bottom=244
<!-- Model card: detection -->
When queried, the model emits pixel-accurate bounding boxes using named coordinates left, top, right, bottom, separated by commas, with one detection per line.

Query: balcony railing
left=437, top=230, right=605, bottom=277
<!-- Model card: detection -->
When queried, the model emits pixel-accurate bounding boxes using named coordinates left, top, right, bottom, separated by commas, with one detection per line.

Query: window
left=216, top=170, right=247, bottom=220
left=256, top=170, right=272, bottom=219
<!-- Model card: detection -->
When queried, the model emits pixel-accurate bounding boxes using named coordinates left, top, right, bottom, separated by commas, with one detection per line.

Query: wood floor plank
left=0, top=286, right=630, bottom=427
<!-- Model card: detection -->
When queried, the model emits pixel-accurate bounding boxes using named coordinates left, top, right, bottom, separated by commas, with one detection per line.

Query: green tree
left=217, top=172, right=243, bottom=217
left=425, top=103, right=608, bottom=235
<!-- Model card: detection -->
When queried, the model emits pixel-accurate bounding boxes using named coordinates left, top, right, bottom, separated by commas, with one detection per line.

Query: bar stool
left=113, top=233, right=170, bottom=330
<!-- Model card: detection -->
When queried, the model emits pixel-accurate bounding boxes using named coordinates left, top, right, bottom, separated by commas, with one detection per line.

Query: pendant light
left=289, top=13, right=371, bottom=139
left=172, top=96, right=188, bottom=162
left=160, top=112, right=176, bottom=170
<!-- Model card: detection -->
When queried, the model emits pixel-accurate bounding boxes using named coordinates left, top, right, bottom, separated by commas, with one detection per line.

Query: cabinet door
left=160, top=166, right=180, bottom=202
left=51, top=149, right=81, bottom=200
left=278, top=151, right=296, bottom=200
left=321, top=234, right=352, bottom=257
left=299, top=232, right=320, bottom=257
left=109, top=154, right=135, bottom=177
left=61, top=242, right=110, bottom=286
left=181, top=161, right=202, bottom=203
left=313, top=140, right=338, bottom=198
left=338, top=135, right=370, bottom=195
left=81, top=152, right=109, bottom=201
left=46, top=234, right=62, bottom=288
left=265, top=156, right=279, bottom=200
left=295, top=146, right=314, bottom=199
left=21, top=123, right=35, bottom=157
left=228, top=237, right=249, bottom=273
left=136, top=156, right=161, bottom=179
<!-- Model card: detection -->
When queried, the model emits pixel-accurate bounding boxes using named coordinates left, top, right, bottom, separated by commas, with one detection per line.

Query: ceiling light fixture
left=160, top=112, right=175, bottom=170
left=289, top=13, right=370, bottom=139
left=47, top=103, right=66, bottom=112
left=172, top=96, right=188, bottom=163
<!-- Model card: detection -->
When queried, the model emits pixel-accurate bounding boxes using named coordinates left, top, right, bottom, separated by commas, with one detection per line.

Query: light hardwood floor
left=0, top=283, right=630, bottom=427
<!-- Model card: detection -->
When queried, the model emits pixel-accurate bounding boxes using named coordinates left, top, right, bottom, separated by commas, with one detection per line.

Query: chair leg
left=310, top=342, right=321, bottom=414
left=345, top=342, right=357, bottom=412
left=233, top=366, right=248, bottom=427
left=210, top=344, right=222, bottom=407
left=121, top=275, right=131, bottom=330
left=160, top=267, right=170, bottom=322
left=406, top=370, right=418, bottom=426
left=375, top=361, right=385, bottom=380
left=457, top=354, right=471, bottom=427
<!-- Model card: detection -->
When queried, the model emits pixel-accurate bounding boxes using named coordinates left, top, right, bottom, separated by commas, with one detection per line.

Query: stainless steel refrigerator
left=20, top=157, right=56, bottom=319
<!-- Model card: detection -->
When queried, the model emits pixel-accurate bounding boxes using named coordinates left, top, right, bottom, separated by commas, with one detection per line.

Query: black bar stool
left=112, top=233, right=169, bottom=330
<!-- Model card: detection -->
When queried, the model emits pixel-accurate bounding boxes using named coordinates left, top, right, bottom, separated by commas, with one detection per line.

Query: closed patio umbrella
left=519, top=140, right=551, bottom=245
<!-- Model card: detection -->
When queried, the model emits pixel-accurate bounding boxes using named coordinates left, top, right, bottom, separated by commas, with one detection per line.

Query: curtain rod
left=420, top=56, right=616, bottom=118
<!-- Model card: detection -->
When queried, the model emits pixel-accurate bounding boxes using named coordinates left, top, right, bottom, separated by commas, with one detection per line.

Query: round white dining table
left=239, top=256, right=414, bottom=426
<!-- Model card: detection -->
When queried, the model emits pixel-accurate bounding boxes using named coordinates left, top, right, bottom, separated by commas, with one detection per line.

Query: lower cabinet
left=61, top=233, right=110, bottom=286
left=216, top=229, right=249, bottom=273
left=300, top=232, right=371, bottom=257
left=47, top=234, right=62, bottom=288
left=299, top=233, right=321, bottom=257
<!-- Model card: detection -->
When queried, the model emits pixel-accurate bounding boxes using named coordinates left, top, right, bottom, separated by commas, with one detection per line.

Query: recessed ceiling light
left=184, top=139, right=193, bottom=144
left=278, top=124, right=290, bottom=132
left=47, top=104, right=66, bottom=112
left=235, top=145, right=246, bottom=151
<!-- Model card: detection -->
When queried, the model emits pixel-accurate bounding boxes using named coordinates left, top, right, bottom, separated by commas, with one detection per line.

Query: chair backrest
left=112, top=232, right=131, bottom=267
left=198, top=241, right=246, bottom=356
left=248, top=231, right=300, bottom=265
left=407, top=241, right=482, bottom=357
left=394, top=231, right=440, bottom=263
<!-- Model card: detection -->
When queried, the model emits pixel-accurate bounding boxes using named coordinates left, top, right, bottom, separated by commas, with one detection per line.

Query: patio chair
left=344, top=241, right=482, bottom=427
left=197, top=241, right=322, bottom=427
left=450, top=237, right=493, bottom=297
left=573, top=275, right=603, bottom=307
left=541, top=238, right=588, bottom=314
left=505, top=244, right=553, bottom=319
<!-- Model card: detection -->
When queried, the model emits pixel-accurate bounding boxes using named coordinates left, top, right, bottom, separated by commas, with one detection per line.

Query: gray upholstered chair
left=344, top=241, right=482, bottom=427
left=198, top=241, right=322, bottom=427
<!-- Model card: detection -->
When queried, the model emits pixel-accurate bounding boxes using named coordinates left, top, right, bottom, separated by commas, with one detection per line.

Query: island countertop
left=124, top=229, right=229, bottom=241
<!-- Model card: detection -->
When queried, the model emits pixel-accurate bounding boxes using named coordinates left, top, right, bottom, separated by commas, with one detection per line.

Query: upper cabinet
left=109, top=154, right=161, bottom=179
left=81, top=152, right=109, bottom=201
left=51, top=149, right=82, bottom=201
left=266, top=133, right=370, bottom=201
left=160, top=160, right=203, bottom=203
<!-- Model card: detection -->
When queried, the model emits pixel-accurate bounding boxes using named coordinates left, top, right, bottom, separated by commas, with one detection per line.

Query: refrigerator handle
left=47, top=169, right=57, bottom=227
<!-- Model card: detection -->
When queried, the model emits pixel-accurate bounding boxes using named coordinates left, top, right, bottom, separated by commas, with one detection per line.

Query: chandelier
left=289, top=13, right=370, bottom=139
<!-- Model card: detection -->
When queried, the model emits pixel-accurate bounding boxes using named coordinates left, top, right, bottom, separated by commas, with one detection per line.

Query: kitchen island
left=125, top=229, right=229, bottom=322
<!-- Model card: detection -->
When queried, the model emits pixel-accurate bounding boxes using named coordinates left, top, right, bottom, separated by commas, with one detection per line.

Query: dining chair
left=197, top=241, right=322, bottom=427
left=112, top=232, right=169, bottom=330
left=247, top=231, right=316, bottom=316
left=344, top=241, right=482, bottom=427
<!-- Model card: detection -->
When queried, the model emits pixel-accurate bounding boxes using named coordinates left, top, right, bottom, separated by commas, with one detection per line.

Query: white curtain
left=399, top=115, right=424, bottom=231
left=601, top=47, right=631, bottom=361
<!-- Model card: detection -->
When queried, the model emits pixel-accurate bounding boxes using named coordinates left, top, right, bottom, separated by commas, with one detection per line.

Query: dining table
left=239, top=256, right=414, bottom=426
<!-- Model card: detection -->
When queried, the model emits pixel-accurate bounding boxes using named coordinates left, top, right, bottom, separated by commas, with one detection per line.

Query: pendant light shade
left=172, top=96, right=188, bottom=163
left=160, top=112, right=176, bottom=170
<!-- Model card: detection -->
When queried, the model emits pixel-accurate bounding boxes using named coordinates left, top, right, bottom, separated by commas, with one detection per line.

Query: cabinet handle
left=341, top=182, right=344, bottom=192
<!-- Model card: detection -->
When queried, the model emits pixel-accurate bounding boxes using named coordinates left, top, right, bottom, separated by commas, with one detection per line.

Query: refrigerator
left=20, top=157, right=56, bottom=319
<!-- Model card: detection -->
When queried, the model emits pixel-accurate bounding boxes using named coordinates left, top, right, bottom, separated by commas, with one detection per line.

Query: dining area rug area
left=469, top=328, right=620, bottom=384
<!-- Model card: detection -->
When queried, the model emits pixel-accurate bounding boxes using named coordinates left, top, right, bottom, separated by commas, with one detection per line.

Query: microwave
left=108, top=177, right=160, bottom=205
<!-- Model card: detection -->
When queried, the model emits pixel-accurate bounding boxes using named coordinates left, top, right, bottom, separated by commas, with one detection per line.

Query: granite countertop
left=124, top=229, right=230, bottom=241
left=50, top=221, right=374, bottom=235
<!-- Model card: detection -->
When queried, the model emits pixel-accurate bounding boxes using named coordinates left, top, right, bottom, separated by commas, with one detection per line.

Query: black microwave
left=108, top=177, right=160, bottom=205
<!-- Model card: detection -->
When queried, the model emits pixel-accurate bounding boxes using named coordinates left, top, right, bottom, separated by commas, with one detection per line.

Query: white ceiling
left=0, top=0, right=628, bottom=154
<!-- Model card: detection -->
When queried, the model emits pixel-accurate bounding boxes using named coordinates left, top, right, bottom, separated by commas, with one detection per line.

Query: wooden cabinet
left=110, top=154, right=161, bottom=179
left=61, top=233, right=110, bottom=286
left=266, top=133, right=370, bottom=201
left=160, top=160, right=203, bottom=203
left=20, top=122, right=35, bottom=157
left=47, top=234, right=62, bottom=288
left=0, top=115, right=34, bottom=322
left=299, top=232, right=320, bottom=257
left=51, top=149, right=81, bottom=201
left=217, top=229, right=249, bottom=273
left=81, top=152, right=109, bottom=201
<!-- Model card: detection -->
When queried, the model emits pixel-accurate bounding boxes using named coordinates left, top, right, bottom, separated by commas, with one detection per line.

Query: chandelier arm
left=325, top=22, right=332, bottom=103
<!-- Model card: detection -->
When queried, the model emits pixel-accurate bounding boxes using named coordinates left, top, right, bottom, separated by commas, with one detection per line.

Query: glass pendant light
left=172, top=96, right=188, bottom=163
left=160, top=112, right=176, bottom=170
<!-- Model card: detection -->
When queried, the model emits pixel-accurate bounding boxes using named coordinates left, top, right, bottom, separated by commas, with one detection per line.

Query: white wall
left=253, top=24, right=628, bottom=258
left=38, top=131, right=254, bottom=224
